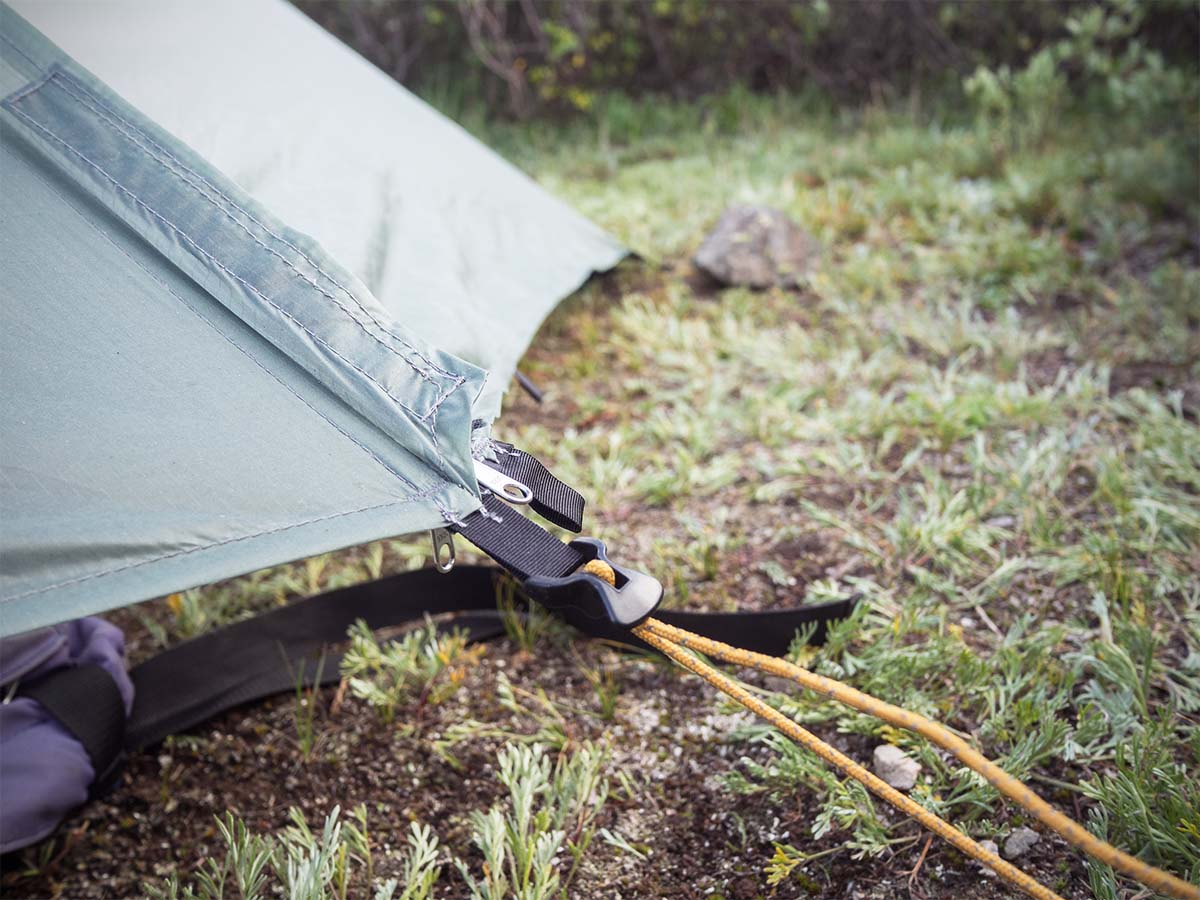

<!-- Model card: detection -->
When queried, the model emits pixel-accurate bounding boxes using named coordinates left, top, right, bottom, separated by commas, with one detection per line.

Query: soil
left=1, top=630, right=1090, bottom=900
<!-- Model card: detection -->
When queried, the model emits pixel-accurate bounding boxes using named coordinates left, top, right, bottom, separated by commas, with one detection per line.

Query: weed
left=289, top=650, right=326, bottom=762
left=581, top=661, right=620, bottom=722
left=340, top=617, right=484, bottom=725
left=498, top=575, right=564, bottom=653
left=454, top=742, right=609, bottom=900
left=144, top=808, right=440, bottom=900
left=432, top=672, right=577, bottom=767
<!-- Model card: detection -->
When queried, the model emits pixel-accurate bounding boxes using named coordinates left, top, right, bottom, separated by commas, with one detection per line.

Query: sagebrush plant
left=144, top=806, right=440, bottom=900
left=142, top=743, right=616, bottom=900
left=340, top=617, right=484, bottom=724
left=454, top=742, right=610, bottom=900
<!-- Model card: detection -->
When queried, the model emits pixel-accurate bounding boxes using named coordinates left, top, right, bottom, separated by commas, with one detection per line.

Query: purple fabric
left=0, top=617, right=133, bottom=853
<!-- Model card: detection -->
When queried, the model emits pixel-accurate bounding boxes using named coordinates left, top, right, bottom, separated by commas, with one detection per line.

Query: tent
left=0, top=0, right=624, bottom=637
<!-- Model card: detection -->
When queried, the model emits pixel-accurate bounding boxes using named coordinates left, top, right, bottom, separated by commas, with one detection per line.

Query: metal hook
left=430, top=528, right=455, bottom=573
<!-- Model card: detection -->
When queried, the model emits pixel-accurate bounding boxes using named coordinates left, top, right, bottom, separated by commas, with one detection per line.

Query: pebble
left=1003, top=826, right=1041, bottom=858
left=872, top=744, right=921, bottom=791
left=977, top=839, right=1000, bottom=877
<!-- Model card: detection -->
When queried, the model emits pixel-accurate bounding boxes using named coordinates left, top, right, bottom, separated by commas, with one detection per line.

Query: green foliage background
left=298, top=0, right=1198, bottom=121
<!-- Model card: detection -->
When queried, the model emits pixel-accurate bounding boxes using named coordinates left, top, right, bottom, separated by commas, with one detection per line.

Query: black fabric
left=19, top=664, right=126, bottom=798
left=125, top=562, right=855, bottom=750
left=488, top=442, right=586, bottom=532
left=452, top=495, right=584, bottom=581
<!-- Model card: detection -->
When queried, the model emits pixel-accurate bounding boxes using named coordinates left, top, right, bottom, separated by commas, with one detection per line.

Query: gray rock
left=1003, top=826, right=1040, bottom=859
left=872, top=744, right=921, bottom=791
left=693, top=205, right=819, bottom=288
left=977, top=840, right=1000, bottom=877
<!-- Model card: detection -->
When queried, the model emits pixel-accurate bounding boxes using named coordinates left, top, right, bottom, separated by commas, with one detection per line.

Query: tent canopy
left=0, top=2, right=623, bottom=637
left=11, top=0, right=626, bottom=420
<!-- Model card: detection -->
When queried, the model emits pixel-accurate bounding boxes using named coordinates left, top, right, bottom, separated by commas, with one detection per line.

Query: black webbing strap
left=126, top=566, right=504, bottom=750
left=124, top=563, right=856, bottom=750
left=551, top=597, right=858, bottom=653
left=19, top=664, right=126, bottom=797
left=453, top=494, right=583, bottom=581
left=488, top=442, right=586, bottom=532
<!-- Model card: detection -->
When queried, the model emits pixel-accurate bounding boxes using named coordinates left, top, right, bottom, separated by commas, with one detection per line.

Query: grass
left=144, top=806, right=442, bottom=900
left=340, top=618, right=484, bottom=726
left=464, top=87, right=1199, bottom=895
left=18, top=85, right=1198, bottom=899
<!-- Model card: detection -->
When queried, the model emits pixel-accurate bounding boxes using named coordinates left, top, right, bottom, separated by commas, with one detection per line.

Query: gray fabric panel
left=13, top=0, right=627, bottom=419
left=4, top=64, right=485, bottom=493
left=0, top=8, right=485, bottom=636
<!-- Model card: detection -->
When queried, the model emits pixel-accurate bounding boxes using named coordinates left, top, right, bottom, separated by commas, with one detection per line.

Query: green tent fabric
left=0, top=6, right=617, bottom=636
left=10, top=0, right=627, bottom=420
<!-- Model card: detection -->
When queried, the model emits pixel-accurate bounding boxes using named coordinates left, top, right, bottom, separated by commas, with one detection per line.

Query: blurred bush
left=297, top=0, right=1197, bottom=121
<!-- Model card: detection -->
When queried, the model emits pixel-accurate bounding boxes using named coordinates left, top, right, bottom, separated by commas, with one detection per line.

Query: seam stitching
left=55, top=70, right=462, bottom=381
left=4, top=101, right=448, bottom=430
left=51, top=71, right=459, bottom=386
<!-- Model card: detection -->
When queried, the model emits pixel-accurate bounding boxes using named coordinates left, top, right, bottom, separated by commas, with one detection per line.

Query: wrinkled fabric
left=0, top=617, right=132, bottom=853
left=0, top=7, right=488, bottom=635
left=13, top=0, right=627, bottom=420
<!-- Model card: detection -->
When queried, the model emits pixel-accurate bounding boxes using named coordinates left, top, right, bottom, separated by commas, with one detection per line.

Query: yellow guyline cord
left=578, top=559, right=1197, bottom=900
left=635, top=617, right=1199, bottom=900
left=633, top=623, right=1064, bottom=900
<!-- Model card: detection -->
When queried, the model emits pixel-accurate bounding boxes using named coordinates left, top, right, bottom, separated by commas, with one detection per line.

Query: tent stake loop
left=430, top=528, right=455, bottom=574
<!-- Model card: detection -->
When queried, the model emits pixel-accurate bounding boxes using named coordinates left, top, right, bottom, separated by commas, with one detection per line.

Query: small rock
left=693, top=205, right=819, bottom=289
left=1003, top=826, right=1040, bottom=859
left=872, top=744, right=921, bottom=791
left=977, top=839, right=1000, bottom=877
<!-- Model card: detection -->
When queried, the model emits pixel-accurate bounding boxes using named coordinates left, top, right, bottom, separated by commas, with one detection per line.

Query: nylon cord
left=633, top=622, right=1064, bottom=899
left=635, top=617, right=1199, bottom=900
left=579, top=557, right=1196, bottom=897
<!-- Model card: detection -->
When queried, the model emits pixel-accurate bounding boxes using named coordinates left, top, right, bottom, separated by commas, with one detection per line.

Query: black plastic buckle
left=524, top=538, right=662, bottom=629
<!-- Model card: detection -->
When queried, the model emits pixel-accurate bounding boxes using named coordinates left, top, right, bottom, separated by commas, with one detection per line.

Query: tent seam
left=50, top=70, right=461, bottom=386
left=7, top=99, right=476, bottom=507
left=0, top=28, right=38, bottom=69
left=4, top=102, right=450, bottom=439
left=0, top=494, right=445, bottom=604
left=60, top=68, right=460, bottom=380
left=27, top=159, right=432, bottom=497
